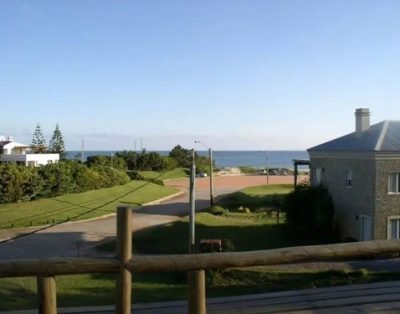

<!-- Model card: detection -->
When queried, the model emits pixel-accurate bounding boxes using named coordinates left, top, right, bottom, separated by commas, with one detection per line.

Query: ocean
left=66, top=150, right=309, bottom=169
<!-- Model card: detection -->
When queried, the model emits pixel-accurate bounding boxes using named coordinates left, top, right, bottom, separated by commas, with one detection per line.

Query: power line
left=0, top=173, right=168, bottom=244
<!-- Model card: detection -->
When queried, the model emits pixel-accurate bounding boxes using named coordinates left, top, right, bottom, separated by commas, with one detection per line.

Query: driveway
left=0, top=175, right=298, bottom=260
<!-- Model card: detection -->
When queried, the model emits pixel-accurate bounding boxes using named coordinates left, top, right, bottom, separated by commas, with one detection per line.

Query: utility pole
left=266, top=150, right=269, bottom=185
left=81, top=138, right=85, bottom=164
left=209, top=148, right=214, bottom=207
left=189, top=149, right=196, bottom=254
left=194, top=140, right=214, bottom=207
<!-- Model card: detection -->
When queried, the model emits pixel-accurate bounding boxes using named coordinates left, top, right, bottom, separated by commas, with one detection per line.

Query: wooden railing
left=1, top=206, right=400, bottom=314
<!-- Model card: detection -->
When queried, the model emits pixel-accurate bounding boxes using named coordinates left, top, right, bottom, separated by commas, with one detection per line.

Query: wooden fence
left=1, top=206, right=400, bottom=314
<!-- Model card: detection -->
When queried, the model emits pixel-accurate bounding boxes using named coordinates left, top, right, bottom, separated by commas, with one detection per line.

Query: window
left=388, top=217, right=400, bottom=239
left=388, top=173, right=400, bottom=194
left=314, top=168, right=322, bottom=185
left=346, top=170, right=352, bottom=187
left=360, top=215, right=372, bottom=241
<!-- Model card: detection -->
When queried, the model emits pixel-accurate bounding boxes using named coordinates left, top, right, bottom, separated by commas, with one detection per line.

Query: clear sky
left=1, top=0, right=400, bottom=151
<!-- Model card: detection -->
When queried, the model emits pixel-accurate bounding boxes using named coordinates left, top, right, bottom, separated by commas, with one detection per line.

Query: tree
left=283, top=184, right=335, bottom=244
left=31, top=123, right=47, bottom=153
left=48, top=124, right=66, bottom=159
left=169, top=145, right=192, bottom=167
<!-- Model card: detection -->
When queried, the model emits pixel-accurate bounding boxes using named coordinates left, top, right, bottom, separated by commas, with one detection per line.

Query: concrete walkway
left=4, top=281, right=400, bottom=313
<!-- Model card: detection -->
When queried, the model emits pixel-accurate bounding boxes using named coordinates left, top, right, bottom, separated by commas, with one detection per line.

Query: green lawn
left=2, top=183, right=393, bottom=311
left=218, top=184, right=293, bottom=212
left=139, top=168, right=189, bottom=181
left=0, top=180, right=179, bottom=229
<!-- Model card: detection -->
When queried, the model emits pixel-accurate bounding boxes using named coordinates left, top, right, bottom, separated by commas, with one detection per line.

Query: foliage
left=0, top=161, right=130, bottom=204
left=208, top=205, right=228, bottom=215
left=282, top=184, right=335, bottom=243
left=31, top=123, right=47, bottom=153
left=48, top=124, right=66, bottom=159
left=86, top=155, right=127, bottom=171
left=116, top=150, right=167, bottom=171
left=169, top=145, right=192, bottom=167
left=169, top=145, right=213, bottom=174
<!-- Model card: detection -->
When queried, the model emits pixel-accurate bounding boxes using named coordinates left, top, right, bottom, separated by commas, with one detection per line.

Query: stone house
left=308, top=108, right=400, bottom=241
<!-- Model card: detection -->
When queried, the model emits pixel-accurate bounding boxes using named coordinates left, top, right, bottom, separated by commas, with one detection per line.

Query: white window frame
left=346, top=170, right=352, bottom=188
left=388, top=172, right=400, bottom=194
left=387, top=216, right=400, bottom=239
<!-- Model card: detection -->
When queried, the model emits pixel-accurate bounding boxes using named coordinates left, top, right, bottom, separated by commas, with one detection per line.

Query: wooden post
left=116, top=206, right=132, bottom=314
left=37, top=276, right=57, bottom=314
left=188, top=270, right=206, bottom=314
left=294, top=162, right=298, bottom=187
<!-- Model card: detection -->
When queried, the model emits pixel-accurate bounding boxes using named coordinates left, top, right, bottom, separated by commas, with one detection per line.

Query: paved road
left=0, top=175, right=294, bottom=260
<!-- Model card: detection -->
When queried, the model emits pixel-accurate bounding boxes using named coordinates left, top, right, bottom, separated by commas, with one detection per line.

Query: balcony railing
left=1, top=206, right=400, bottom=314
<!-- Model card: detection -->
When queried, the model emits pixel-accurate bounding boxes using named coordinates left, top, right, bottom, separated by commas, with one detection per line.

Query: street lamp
left=194, top=140, right=214, bottom=207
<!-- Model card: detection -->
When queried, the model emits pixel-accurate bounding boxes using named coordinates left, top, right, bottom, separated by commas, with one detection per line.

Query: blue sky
left=1, top=0, right=400, bottom=150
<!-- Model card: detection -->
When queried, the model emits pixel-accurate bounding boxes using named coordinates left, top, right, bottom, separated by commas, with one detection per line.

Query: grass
left=0, top=180, right=179, bottom=229
left=218, top=184, right=293, bottom=212
left=1, top=183, right=394, bottom=311
left=98, top=212, right=291, bottom=254
left=139, top=168, right=189, bottom=181
left=2, top=267, right=400, bottom=310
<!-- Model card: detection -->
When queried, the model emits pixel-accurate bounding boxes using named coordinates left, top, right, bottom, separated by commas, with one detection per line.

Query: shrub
left=208, top=205, right=228, bottom=216
left=283, top=184, right=334, bottom=243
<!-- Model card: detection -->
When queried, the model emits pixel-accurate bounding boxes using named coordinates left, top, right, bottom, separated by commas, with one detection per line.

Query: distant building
left=0, top=136, right=59, bottom=166
left=308, top=109, right=400, bottom=241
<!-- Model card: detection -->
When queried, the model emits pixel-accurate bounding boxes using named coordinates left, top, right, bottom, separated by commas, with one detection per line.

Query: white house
left=0, top=136, right=59, bottom=166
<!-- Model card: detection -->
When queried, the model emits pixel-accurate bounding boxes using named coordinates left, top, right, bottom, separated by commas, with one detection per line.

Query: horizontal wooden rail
left=127, top=240, right=400, bottom=272
left=0, top=257, right=120, bottom=278
left=1, top=240, right=400, bottom=278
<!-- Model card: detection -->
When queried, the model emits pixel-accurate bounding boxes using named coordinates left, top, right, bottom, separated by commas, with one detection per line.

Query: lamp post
left=194, top=140, right=214, bottom=207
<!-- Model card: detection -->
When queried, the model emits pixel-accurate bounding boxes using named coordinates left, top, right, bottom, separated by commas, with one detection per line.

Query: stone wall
left=374, top=159, right=400, bottom=239
left=310, top=156, right=376, bottom=240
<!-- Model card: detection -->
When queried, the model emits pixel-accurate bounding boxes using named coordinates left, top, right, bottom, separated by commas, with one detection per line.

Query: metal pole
left=209, top=148, right=214, bottom=207
left=81, top=138, right=84, bottom=164
left=266, top=150, right=269, bottom=184
left=189, top=149, right=196, bottom=254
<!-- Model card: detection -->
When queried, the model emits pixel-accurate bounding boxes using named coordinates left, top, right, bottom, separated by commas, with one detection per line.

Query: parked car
left=269, top=169, right=278, bottom=175
left=259, top=168, right=267, bottom=175
left=279, top=169, right=288, bottom=176
left=196, top=172, right=207, bottom=177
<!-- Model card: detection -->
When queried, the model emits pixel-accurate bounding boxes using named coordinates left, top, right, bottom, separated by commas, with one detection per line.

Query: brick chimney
left=355, top=108, right=370, bottom=134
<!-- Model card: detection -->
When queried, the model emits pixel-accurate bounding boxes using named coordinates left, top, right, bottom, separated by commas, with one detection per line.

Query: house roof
left=308, top=120, right=400, bottom=152
left=0, top=141, right=12, bottom=149
left=0, top=141, right=30, bottom=149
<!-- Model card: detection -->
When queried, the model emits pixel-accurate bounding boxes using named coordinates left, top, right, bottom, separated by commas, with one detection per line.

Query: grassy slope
left=139, top=168, right=189, bottom=180
left=0, top=180, right=178, bottom=229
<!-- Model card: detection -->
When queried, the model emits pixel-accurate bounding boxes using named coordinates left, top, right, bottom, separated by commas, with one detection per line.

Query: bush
left=0, top=161, right=130, bottom=204
left=208, top=205, right=228, bottom=216
left=283, top=184, right=335, bottom=243
left=126, top=170, right=145, bottom=180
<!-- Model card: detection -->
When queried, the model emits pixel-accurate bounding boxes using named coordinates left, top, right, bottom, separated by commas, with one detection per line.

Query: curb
left=0, top=190, right=184, bottom=242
